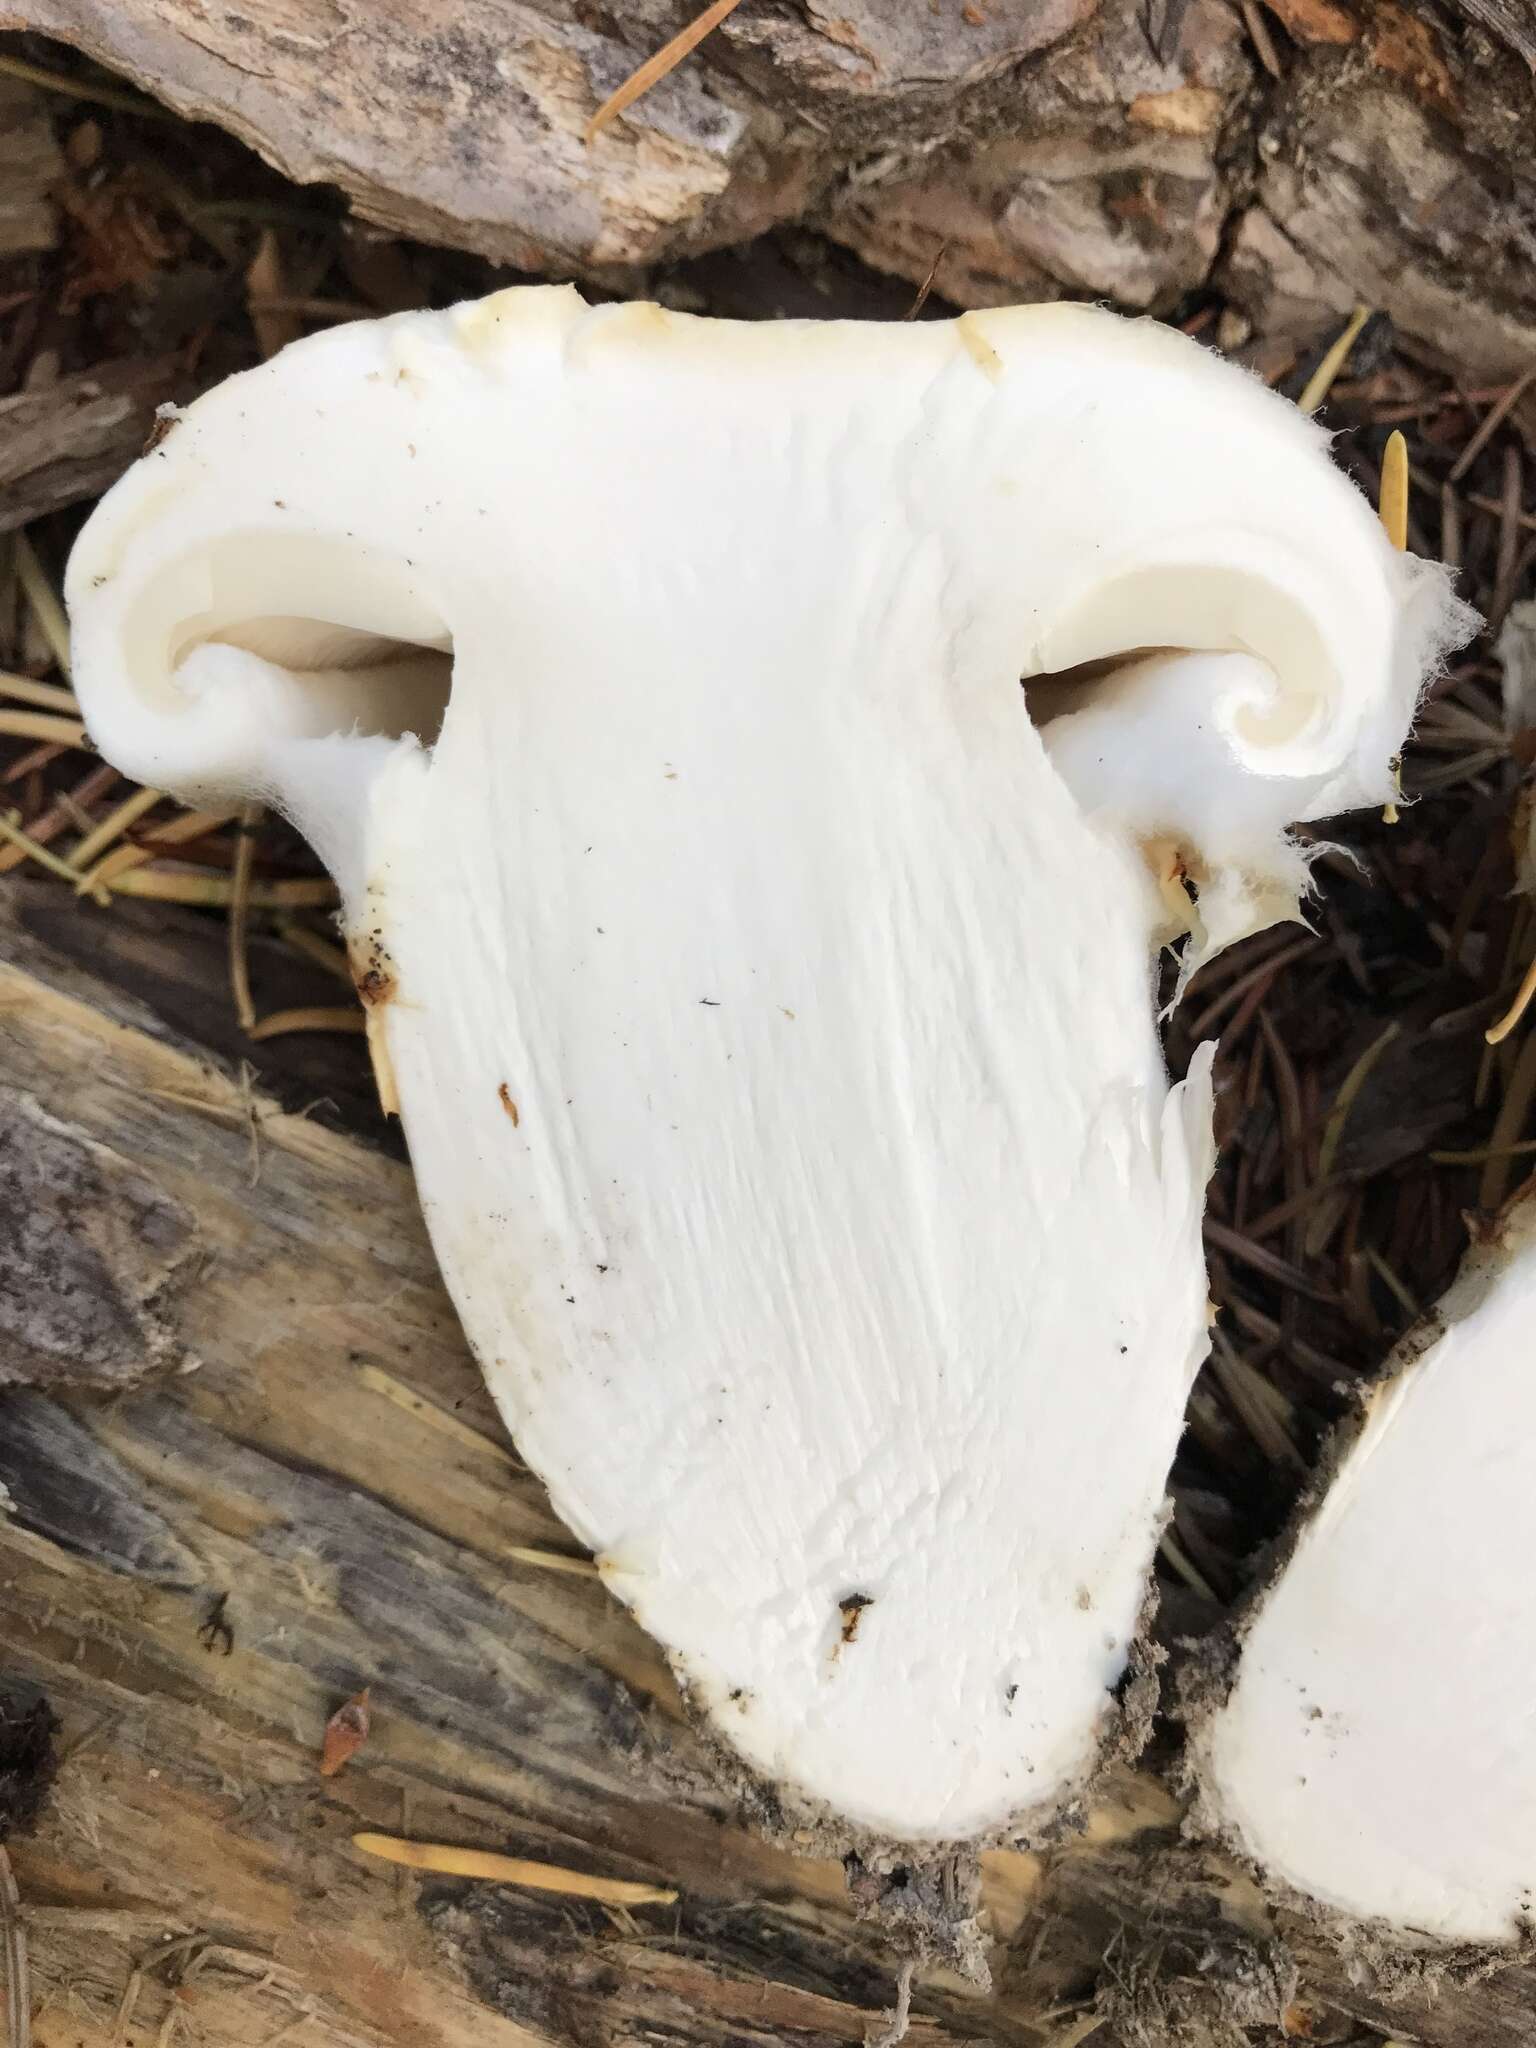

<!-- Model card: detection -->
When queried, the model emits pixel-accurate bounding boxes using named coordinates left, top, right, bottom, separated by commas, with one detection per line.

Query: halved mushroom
left=66, top=288, right=1470, bottom=1844
left=1195, top=1185, right=1536, bottom=1944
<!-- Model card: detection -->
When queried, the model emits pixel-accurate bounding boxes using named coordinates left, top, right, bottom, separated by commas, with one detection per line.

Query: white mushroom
left=1195, top=1187, right=1536, bottom=1943
left=65, top=287, right=1469, bottom=1844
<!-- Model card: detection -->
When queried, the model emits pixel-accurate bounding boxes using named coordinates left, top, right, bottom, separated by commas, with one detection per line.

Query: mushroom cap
left=66, top=288, right=1472, bottom=1842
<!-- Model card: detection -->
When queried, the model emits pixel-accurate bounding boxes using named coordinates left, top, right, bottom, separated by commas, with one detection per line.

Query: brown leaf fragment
left=320, top=1688, right=371, bottom=1777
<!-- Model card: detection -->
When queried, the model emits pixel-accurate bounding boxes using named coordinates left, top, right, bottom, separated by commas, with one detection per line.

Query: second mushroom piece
left=65, top=289, right=1470, bottom=1844
left=1196, top=1187, right=1536, bottom=1944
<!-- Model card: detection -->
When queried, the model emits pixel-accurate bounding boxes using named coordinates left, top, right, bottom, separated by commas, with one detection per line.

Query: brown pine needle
left=1448, top=365, right=1536, bottom=484
left=228, top=800, right=263, bottom=1031
left=1316, top=1020, right=1401, bottom=1183
left=14, top=531, right=71, bottom=677
left=277, top=917, right=354, bottom=984
left=585, top=0, right=744, bottom=144
left=1297, top=305, right=1371, bottom=416
left=248, top=1005, right=366, bottom=1040
left=81, top=805, right=239, bottom=891
left=1487, top=953, right=1536, bottom=1046
left=1379, top=429, right=1409, bottom=551
left=69, top=785, right=164, bottom=872
left=0, top=670, right=78, bottom=714
left=903, top=242, right=948, bottom=321
left=352, top=1834, right=677, bottom=1906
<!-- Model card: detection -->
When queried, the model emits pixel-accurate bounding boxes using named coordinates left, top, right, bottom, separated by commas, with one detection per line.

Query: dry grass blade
left=1, top=1844, right=27, bottom=2048
left=277, top=918, right=353, bottom=983
left=1297, top=306, right=1371, bottom=415
left=82, top=805, right=239, bottom=891
left=352, top=1834, right=677, bottom=1905
left=585, top=0, right=745, bottom=143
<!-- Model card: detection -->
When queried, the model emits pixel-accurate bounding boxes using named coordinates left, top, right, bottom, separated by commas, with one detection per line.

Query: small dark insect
left=197, top=1591, right=234, bottom=1657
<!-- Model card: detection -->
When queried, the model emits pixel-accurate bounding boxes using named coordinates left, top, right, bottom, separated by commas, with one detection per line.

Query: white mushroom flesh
left=65, top=288, right=1469, bottom=1841
left=1198, top=1191, right=1536, bottom=1942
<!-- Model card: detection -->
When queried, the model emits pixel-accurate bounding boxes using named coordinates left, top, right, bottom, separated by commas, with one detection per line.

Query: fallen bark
left=0, top=355, right=183, bottom=532
left=4, top=2, right=1535, bottom=388
left=2, top=880, right=1536, bottom=2044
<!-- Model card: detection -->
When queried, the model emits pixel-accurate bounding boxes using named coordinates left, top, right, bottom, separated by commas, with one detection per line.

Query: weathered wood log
left=3, top=2, right=1534, bottom=390
left=0, top=357, right=185, bottom=534
left=3, top=880, right=1536, bottom=2046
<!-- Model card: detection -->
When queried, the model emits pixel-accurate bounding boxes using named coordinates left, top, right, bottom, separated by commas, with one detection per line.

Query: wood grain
left=2, top=887, right=1534, bottom=2047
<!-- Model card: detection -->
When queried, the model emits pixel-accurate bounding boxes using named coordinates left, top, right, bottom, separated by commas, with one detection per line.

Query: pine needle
left=1379, top=429, right=1409, bottom=551
left=1297, top=305, right=1371, bottom=415
left=247, top=1006, right=365, bottom=1040
left=1487, top=953, right=1536, bottom=1047
left=1, top=1844, right=28, bottom=2048
left=13, top=532, right=71, bottom=677
left=0, top=808, right=92, bottom=884
left=0, top=710, right=87, bottom=748
left=585, top=0, right=744, bottom=143
left=107, top=870, right=337, bottom=909
left=228, top=800, right=263, bottom=1032
left=68, top=784, right=163, bottom=871
left=0, top=670, right=78, bottom=714
left=352, top=1833, right=677, bottom=1905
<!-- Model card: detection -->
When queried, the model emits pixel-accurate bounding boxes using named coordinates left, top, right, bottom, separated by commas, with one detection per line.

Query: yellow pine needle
left=68, top=785, right=163, bottom=871
left=247, top=1006, right=366, bottom=1040
left=1487, top=953, right=1536, bottom=1047
left=0, top=670, right=79, bottom=714
left=585, top=0, right=744, bottom=144
left=0, top=809, right=92, bottom=885
left=1379, top=429, right=1409, bottom=551
left=503, top=1545, right=600, bottom=1578
left=1297, top=305, right=1370, bottom=416
left=107, top=870, right=337, bottom=909
left=0, top=710, right=87, bottom=748
left=80, top=805, right=239, bottom=891
left=352, top=1833, right=677, bottom=1906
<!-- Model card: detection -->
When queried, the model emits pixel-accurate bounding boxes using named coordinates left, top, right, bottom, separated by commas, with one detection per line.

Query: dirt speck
left=497, top=1082, right=520, bottom=1128
left=350, top=929, right=397, bottom=1007
left=838, top=1592, right=874, bottom=1646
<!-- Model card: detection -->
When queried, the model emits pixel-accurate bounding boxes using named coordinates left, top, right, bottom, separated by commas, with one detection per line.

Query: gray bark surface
left=2, top=877, right=1536, bottom=2045
left=3, top=1, right=1534, bottom=386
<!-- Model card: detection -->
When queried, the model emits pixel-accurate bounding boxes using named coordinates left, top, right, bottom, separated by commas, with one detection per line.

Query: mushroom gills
left=63, top=287, right=1472, bottom=1844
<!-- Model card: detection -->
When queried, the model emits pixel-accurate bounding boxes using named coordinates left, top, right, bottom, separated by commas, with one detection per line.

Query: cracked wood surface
left=2, top=1, right=1534, bottom=393
left=2, top=880, right=1536, bottom=2047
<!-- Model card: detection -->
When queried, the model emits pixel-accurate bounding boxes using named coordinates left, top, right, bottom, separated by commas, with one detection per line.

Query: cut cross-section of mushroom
left=1195, top=1189, right=1536, bottom=1944
left=66, top=288, right=1472, bottom=1844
